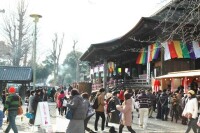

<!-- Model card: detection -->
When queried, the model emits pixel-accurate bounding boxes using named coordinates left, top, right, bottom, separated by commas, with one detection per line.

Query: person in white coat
left=182, top=90, right=198, bottom=133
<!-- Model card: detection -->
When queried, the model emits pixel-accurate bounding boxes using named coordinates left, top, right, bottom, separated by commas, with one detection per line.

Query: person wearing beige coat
left=94, top=88, right=106, bottom=132
left=116, top=93, right=136, bottom=133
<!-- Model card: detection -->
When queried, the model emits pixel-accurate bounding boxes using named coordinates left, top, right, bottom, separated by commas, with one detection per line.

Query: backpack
left=107, top=99, right=116, bottom=113
left=91, top=96, right=99, bottom=109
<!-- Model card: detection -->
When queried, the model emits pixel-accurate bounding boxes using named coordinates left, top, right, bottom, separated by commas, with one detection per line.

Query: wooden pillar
left=161, top=47, right=164, bottom=75
left=103, top=59, right=108, bottom=92
left=147, top=62, right=150, bottom=84
left=160, top=46, right=164, bottom=90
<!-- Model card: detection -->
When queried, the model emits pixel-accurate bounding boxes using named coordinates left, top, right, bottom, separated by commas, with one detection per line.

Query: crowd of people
left=1, top=84, right=200, bottom=133
left=0, top=86, right=50, bottom=133
left=52, top=85, right=200, bottom=133
left=89, top=86, right=200, bottom=133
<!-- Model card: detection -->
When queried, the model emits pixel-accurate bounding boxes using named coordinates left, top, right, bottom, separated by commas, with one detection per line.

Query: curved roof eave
left=80, top=17, right=162, bottom=62
left=80, top=37, right=121, bottom=61
left=120, top=17, right=161, bottom=42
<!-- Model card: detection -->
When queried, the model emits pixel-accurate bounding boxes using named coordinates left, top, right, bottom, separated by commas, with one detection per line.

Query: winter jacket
left=116, top=98, right=132, bottom=126
left=182, top=97, right=198, bottom=119
left=67, top=95, right=87, bottom=120
left=3, top=94, right=21, bottom=112
left=109, top=96, right=120, bottom=124
left=32, top=94, right=42, bottom=113
left=136, top=93, right=151, bottom=108
left=95, top=93, right=105, bottom=112
left=58, top=93, right=65, bottom=108
left=159, top=92, right=168, bottom=107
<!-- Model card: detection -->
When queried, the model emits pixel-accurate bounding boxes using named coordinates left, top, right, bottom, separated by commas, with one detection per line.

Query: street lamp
left=30, top=14, right=42, bottom=90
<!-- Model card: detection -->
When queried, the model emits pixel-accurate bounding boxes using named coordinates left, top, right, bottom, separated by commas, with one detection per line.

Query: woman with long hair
left=116, top=93, right=136, bottom=133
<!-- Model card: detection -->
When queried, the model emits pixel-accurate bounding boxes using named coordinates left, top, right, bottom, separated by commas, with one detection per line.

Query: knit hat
left=8, top=87, right=16, bottom=93
left=188, top=90, right=195, bottom=95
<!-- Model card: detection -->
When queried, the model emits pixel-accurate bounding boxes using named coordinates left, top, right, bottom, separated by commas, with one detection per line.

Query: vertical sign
left=34, top=102, right=51, bottom=126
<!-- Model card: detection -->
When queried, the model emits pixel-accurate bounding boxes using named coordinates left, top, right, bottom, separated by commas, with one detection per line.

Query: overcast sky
left=0, top=0, right=170, bottom=63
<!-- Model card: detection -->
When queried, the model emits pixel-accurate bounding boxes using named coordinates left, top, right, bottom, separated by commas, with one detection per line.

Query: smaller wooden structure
left=0, top=66, right=33, bottom=95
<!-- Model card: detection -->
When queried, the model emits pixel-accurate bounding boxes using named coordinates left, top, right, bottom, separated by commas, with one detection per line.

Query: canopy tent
left=156, top=70, right=200, bottom=79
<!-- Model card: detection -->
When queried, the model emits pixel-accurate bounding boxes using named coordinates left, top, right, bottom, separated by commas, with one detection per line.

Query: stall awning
left=156, top=69, right=200, bottom=79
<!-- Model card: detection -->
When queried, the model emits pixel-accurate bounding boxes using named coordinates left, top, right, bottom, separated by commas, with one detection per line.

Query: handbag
left=25, top=113, right=34, bottom=119
left=17, top=96, right=23, bottom=115
left=184, top=113, right=192, bottom=119
left=65, top=108, right=73, bottom=119
left=87, top=106, right=95, bottom=118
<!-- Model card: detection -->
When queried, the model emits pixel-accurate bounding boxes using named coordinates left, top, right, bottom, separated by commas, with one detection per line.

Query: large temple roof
left=80, top=17, right=161, bottom=63
left=80, top=0, right=200, bottom=64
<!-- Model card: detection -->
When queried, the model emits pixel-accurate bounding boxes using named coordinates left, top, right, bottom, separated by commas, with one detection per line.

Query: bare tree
left=154, top=0, right=200, bottom=42
left=2, top=0, right=32, bottom=66
left=52, top=33, right=64, bottom=86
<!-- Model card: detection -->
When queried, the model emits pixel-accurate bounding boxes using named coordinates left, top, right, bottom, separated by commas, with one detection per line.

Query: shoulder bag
left=17, top=96, right=23, bottom=115
left=65, top=108, right=73, bottom=119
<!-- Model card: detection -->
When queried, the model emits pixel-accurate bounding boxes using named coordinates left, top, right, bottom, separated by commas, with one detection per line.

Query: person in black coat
left=159, top=89, right=169, bottom=121
left=50, top=87, right=56, bottom=102
left=30, top=89, right=42, bottom=125
left=156, top=90, right=162, bottom=119
left=42, top=89, right=48, bottom=101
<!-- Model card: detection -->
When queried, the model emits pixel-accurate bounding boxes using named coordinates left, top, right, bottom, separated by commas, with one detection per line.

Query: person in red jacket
left=118, top=90, right=124, bottom=104
left=58, top=90, right=65, bottom=115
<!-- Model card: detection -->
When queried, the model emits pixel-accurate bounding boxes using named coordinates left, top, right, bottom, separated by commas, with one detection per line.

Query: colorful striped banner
left=148, top=43, right=160, bottom=62
left=135, top=40, right=199, bottom=64
left=136, top=48, right=147, bottom=64
left=136, top=49, right=142, bottom=64
left=139, top=48, right=145, bottom=64
left=173, top=41, right=183, bottom=58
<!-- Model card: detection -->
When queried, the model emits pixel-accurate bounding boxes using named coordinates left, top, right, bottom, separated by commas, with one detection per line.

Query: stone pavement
left=0, top=102, right=194, bottom=133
